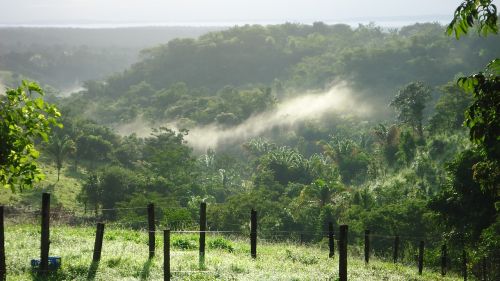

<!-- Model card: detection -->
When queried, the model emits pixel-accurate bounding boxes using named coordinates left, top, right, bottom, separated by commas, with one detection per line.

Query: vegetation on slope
left=1, top=17, right=498, bottom=279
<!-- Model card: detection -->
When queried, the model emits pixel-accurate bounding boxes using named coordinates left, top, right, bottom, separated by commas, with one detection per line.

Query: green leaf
left=34, top=98, right=44, bottom=109
left=0, top=80, right=60, bottom=190
left=39, top=131, right=49, bottom=142
left=29, top=149, right=40, bottom=158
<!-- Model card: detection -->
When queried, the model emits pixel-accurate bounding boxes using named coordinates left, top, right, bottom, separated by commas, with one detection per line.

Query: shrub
left=208, top=237, right=234, bottom=252
left=172, top=237, right=197, bottom=250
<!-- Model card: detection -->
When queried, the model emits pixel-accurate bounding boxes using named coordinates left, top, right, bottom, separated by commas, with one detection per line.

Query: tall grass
left=3, top=224, right=462, bottom=280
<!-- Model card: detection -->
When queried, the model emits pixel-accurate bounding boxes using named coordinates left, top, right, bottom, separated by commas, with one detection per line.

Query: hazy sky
left=0, top=0, right=460, bottom=25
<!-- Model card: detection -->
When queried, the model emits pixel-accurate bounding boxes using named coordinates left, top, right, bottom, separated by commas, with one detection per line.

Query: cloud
left=181, top=82, right=370, bottom=152
left=114, top=82, right=371, bottom=152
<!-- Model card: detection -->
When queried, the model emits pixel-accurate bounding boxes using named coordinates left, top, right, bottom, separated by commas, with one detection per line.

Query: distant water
left=0, top=17, right=449, bottom=29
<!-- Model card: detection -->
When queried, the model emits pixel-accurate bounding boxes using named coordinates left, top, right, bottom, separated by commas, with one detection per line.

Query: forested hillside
left=0, top=26, right=222, bottom=90
left=60, top=22, right=499, bottom=126
left=1, top=21, right=499, bottom=279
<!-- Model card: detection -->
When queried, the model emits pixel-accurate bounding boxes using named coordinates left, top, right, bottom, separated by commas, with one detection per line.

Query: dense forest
left=1, top=20, right=499, bottom=279
left=0, top=26, right=221, bottom=90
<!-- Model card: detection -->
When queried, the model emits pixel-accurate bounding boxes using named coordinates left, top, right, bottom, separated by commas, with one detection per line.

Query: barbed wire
left=1, top=205, right=444, bottom=243
left=162, top=230, right=244, bottom=234
left=171, top=270, right=215, bottom=274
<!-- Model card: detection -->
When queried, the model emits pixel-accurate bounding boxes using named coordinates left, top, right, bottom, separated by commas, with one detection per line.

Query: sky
left=0, top=0, right=460, bottom=26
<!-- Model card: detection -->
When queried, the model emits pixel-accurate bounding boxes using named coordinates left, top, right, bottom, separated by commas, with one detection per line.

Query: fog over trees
left=0, top=1, right=498, bottom=279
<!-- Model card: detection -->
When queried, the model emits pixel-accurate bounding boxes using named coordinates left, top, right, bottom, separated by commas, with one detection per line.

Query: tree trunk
left=417, top=122, right=423, bottom=138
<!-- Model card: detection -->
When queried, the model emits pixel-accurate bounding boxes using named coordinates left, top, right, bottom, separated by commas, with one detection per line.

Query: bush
left=172, top=236, right=197, bottom=250
left=208, top=237, right=234, bottom=252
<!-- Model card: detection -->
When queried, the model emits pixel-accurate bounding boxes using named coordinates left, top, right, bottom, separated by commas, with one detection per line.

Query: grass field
left=2, top=223, right=463, bottom=281
left=0, top=165, right=466, bottom=280
left=0, top=164, right=85, bottom=211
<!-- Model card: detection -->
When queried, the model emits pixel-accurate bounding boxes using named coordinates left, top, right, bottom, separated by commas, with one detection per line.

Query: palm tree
left=45, top=135, right=76, bottom=181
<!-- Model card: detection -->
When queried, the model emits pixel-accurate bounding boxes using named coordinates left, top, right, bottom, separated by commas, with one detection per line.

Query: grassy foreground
left=3, top=224, right=462, bottom=281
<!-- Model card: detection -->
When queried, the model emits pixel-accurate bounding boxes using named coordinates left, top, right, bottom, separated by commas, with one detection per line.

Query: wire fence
left=0, top=203, right=451, bottom=243
left=0, top=198, right=487, bottom=281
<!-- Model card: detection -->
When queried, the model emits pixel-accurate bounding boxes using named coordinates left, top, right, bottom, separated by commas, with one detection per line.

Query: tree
left=429, top=150, right=496, bottom=244
left=45, top=135, right=76, bottom=181
left=429, top=82, right=472, bottom=133
left=75, top=134, right=113, bottom=168
left=447, top=0, right=498, bottom=39
left=0, top=81, right=61, bottom=190
left=459, top=60, right=500, bottom=161
left=447, top=0, right=499, bottom=209
left=372, top=124, right=400, bottom=166
left=447, top=0, right=499, bottom=160
left=142, top=127, right=196, bottom=186
left=320, top=137, right=370, bottom=185
left=260, top=146, right=311, bottom=185
left=77, top=173, right=101, bottom=215
left=439, top=1, right=499, bottom=276
left=396, top=129, right=416, bottom=166
left=390, top=81, right=431, bottom=138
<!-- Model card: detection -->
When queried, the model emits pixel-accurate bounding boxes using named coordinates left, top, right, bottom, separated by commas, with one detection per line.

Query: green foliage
left=285, top=249, right=320, bottom=265
left=320, top=137, right=370, bottom=185
left=390, top=81, right=431, bottom=137
left=62, top=22, right=499, bottom=127
left=429, top=150, right=496, bottom=243
left=44, top=134, right=75, bottom=181
left=458, top=59, right=500, bottom=160
left=260, top=146, right=311, bottom=185
left=78, top=166, right=145, bottom=219
left=76, top=135, right=113, bottom=166
left=78, top=172, right=100, bottom=215
left=208, top=237, right=234, bottom=252
left=172, top=236, right=197, bottom=250
left=429, top=82, right=472, bottom=133
left=113, top=133, right=143, bottom=168
left=444, top=5, right=499, bottom=273
left=372, top=124, right=400, bottom=166
left=142, top=127, right=196, bottom=186
left=396, top=130, right=417, bottom=166
left=0, top=80, right=61, bottom=190
left=447, top=0, right=498, bottom=39
left=476, top=218, right=500, bottom=279
left=4, top=21, right=498, bottom=278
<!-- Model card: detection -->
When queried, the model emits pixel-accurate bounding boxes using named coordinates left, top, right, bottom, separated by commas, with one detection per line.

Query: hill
left=57, top=22, right=500, bottom=127
left=0, top=26, right=222, bottom=90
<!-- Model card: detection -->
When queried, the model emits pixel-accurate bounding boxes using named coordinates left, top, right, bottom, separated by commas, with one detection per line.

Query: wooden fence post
left=250, top=209, right=257, bottom=259
left=40, top=192, right=50, bottom=275
left=441, top=244, right=447, bottom=276
left=148, top=203, right=155, bottom=258
left=93, top=223, right=105, bottom=262
left=462, top=249, right=467, bottom=281
left=164, top=229, right=170, bottom=281
left=0, top=206, right=5, bottom=281
left=364, top=230, right=370, bottom=264
left=199, top=202, right=206, bottom=265
left=393, top=235, right=399, bottom=263
left=339, top=225, right=348, bottom=281
left=328, top=222, right=334, bottom=258
left=418, top=241, right=424, bottom=275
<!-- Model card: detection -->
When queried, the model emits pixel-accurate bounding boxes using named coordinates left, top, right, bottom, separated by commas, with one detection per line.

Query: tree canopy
left=0, top=81, right=61, bottom=190
left=390, top=81, right=431, bottom=138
